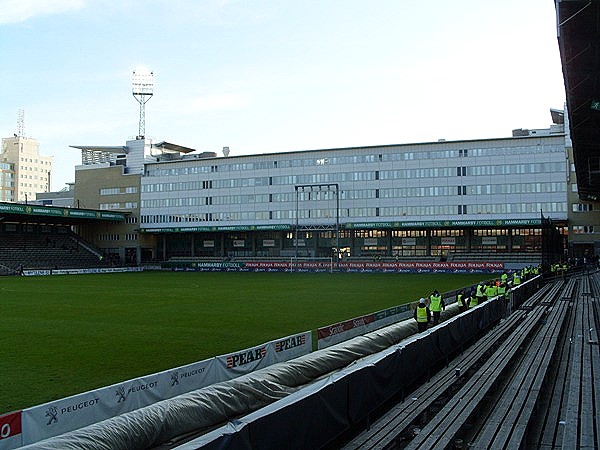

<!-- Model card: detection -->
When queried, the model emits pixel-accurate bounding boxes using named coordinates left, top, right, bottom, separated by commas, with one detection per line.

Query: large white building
left=70, top=111, right=595, bottom=264
left=0, top=135, right=53, bottom=203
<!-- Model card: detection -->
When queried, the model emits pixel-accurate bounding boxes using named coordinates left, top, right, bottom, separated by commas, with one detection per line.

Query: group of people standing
left=413, top=266, right=539, bottom=332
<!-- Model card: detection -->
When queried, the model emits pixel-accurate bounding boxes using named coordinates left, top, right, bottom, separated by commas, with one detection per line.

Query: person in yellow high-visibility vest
left=469, top=287, right=479, bottom=308
left=485, top=282, right=497, bottom=301
left=497, top=282, right=507, bottom=300
left=457, top=289, right=468, bottom=313
left=429, top=289, right=445, bottom=325
left=513, top=271, right=522, bottom=286
left=476, top=283, right=486, bottom=304
left=413, top=297, right=431, bottom=332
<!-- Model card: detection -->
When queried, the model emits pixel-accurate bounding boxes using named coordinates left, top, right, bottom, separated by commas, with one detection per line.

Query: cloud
left=0, top=0, right=84, bottom=25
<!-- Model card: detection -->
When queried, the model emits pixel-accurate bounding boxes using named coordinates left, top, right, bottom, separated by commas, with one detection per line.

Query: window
left=572, top=203, right=593, bottom=212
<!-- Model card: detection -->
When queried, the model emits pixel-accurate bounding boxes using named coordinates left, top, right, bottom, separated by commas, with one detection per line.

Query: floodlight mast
left=132, top=68, right=154, bottom=139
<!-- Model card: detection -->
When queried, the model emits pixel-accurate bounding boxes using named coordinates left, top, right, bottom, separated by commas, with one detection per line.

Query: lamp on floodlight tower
left=132, top=67, right=154, bottom=139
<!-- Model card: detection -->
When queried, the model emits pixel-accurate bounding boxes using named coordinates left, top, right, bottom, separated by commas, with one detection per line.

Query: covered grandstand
left=0, top=202, right=125, bottom=274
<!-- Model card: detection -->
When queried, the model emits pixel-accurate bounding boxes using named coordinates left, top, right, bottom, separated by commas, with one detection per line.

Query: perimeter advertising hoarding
left=166, top=260, right=504, bottom=274
left=14, top=331, right=311, bottom=448
left=0, top=411, right=21, bottom=450
left=317, top=304, right=412, bottom=349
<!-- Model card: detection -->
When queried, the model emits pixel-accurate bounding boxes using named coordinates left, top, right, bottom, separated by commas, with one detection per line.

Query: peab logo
left=275, top=335, right=307, bottom=352
left=226, top=347, right=267, bottom=369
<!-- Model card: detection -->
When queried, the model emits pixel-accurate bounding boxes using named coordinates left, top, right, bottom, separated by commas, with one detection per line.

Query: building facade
left=70, top=115, right=580, bottom=264
left=0, top=135, right=53, bottom=202
left=0, top=161, right=14, bottom=202
left=140, top=132, right=568, bottom=261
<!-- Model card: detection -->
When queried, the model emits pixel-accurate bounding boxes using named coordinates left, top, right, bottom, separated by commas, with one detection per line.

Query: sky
left=0, top=0, right=566, bottom=191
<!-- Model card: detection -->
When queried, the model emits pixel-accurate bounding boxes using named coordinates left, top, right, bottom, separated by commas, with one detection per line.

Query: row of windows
left=141, top=164, right=565, bottom=195
left=98, top=234, right=120, bottom=241
left=100, top=186, right=138, bottom=195
left=19, top=174, right=48, bottom=180
left=145, top=144, right=563, bottom=177
left=19, top=165, right=49, bottom=172
left=20, top=157, right=51, bottom=165
left=141, top=182, right=567, bottom=210
left=572, top=203, right=594, bottom=212
left=572, top=226, right=597, bottom=234
left=154, top=228, right=545, bottom=240
left=99, top=202, right=138, bottom=210
left=140, top=202, right=567, bottom=225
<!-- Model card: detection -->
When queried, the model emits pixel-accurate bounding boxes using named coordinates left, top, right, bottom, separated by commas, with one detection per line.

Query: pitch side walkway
left=340, top=273, right=600, bottom=450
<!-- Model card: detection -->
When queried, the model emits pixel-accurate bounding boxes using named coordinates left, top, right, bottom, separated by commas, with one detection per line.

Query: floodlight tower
left=131, top=67, right=154, bottom=139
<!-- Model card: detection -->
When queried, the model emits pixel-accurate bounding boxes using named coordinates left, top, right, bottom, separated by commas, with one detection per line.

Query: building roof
left=69, top=145, right=127, bottom=153
left=152, top=141, right=197, bottom=154
left=556, top=0, right=600, bottom=201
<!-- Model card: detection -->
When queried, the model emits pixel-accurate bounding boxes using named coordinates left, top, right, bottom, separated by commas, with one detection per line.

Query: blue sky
left=1, top=0, right=566, bottom=191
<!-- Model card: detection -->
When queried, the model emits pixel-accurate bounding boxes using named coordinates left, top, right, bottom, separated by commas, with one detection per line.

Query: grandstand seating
left=340, top=273, right=599, bottom=450
left=448, top=251, right=542, bottom=263
left=0, top=232, right=108, bottom=272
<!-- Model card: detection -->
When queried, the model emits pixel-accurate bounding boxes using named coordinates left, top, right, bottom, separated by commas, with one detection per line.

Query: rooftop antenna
left=131, top=67, right=154, bottom=139
left=17, top=109, right=24, bottom=137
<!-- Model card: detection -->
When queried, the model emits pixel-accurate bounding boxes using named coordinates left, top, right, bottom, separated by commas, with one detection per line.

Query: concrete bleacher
left=0, top=232, right=107, bottom=272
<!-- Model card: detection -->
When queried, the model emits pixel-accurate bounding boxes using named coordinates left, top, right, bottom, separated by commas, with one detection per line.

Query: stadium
left=1, top=1, right=600, bottom=449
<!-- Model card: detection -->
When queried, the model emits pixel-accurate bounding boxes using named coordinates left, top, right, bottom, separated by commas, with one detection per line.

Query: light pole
left=132, top=67, right=154, bottom=139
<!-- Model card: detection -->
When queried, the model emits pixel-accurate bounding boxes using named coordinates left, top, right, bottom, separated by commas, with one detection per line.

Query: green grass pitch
left=1, top=271, right=488, bottom=414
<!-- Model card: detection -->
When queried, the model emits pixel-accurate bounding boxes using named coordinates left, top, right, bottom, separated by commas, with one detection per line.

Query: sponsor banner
left=481, top=237, right=497, bottom=245
left=364, top=238, right=378, bottom=246
left=203, top=240, right=215, bottom=248
left=0, top=411, right=22, bottom=450
left=214, top=331, right=312, bottom=380
left=317, top=305, right=412, bottom=349
left=21, top=374, right=162, bottom=446
left=271, top=331, right=312, bottom=364
left=19, top=331, right=310, bottom=446
left=232, top=240, right=245, bottom=248
left=401, top=238, right=416, bottom=245
left=440, top=237, right=456, bottom=245
left=0, top=202, right=124, bottom=222
left=216, top=344, right=269, bottom=378
left=262, top=239, right=275, bottom=247
left=22, top=267, right=143, bottom=277
left=21, top=358, right=216, bottom=446
left=21, top=269, right=51, bottom=277
left=167, top=261, right=245, bottom=270
left=344, top=218, right=542, bottom=229
left=141, top=224, right=292, bottom=233
left=164, top=260, right=505, bottom=273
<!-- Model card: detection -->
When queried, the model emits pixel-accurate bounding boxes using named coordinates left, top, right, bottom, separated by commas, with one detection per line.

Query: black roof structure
left=556, top=0, right=600, bottom=201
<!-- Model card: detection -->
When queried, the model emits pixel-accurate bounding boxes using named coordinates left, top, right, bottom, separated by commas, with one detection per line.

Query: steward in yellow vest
left=414, top=298, right=431, bottom=332
left=457, top=289, right=468, bottom=313
left=429, top=290, right=445, bottom=325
